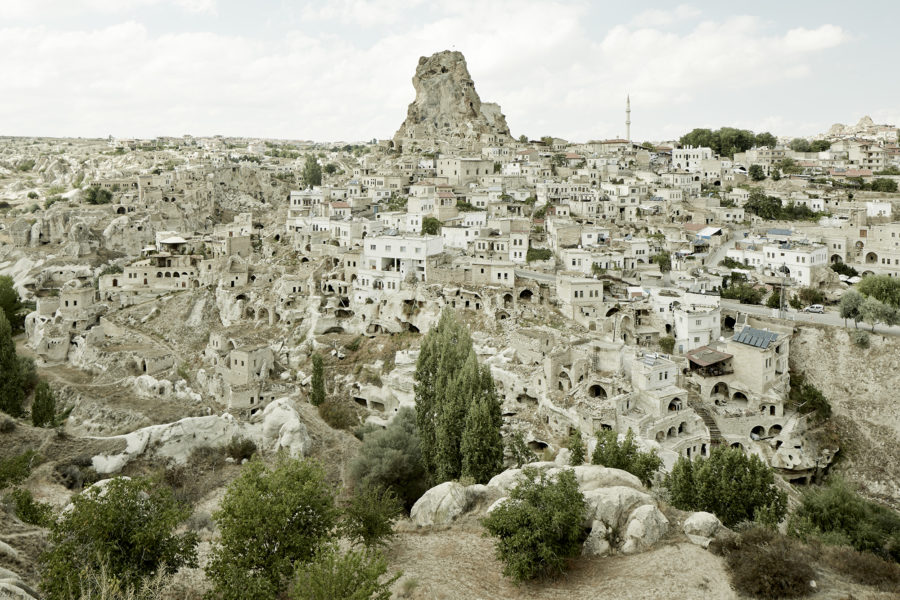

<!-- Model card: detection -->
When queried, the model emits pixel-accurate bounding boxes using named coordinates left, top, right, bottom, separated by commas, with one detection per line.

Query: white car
left=802, top=304, right=824, bottom=314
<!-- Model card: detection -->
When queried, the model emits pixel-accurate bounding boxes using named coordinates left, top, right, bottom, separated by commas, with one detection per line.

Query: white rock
left=0, top=541, right=19, bottom=561
left=621, top=505, right=669, bottom=554
left=259, top=398, right=310, bottom=457
left=572, top=465, right=644, bottom=492
left=554, top=448, right=571, bottom=466
left=486, top=496, right=510, bottom=514
left=582, top=520, right=612, bottom=556
left=0, top=581, right=39, bottom=600
left=410, top=481, right=470, bottom=526
left=583, top=486, right=653, bottom=530
left=683, top=511, right=722, bottom=539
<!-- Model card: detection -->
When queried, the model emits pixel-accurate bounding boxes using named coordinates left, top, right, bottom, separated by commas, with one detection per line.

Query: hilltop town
left=1, top=50, right=900, bottom=599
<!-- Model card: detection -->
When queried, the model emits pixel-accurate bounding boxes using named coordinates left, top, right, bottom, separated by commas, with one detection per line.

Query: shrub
left=310, top=353, right=326, bottom=407
left=666, top=446, right=786, bottom=528
left=81, top=186, right=113, bottom=205
left=787, top=372, right=832, bottom=424
left=0, top=449, right=37, bottom=489
left=831, top=261, right=858, bottom=277
left=823, top=545, right=900, bottom=589
left=39, top=476, right=198, bottom=600
left=591, top=428, right=662, bottom=487
left=851, top=329, right=870, bottom=348
left=224, top=435, right=257, bottom=461
left=721, top=283, right=764, bottom=304
left=318, top=399, right=358, bottom=430
left=526, top=247, right=552, bottom=262
left=658, top=335, right=675, bottom=354
left=482, top=468, right=587, bottom=582
left=4, top=487, right=53, bottom=526
left=291, top=545, right=399, bottom=600
left=340, top=485, right=403, bottom=548
left=207, top=456, right=338, bottom=599
left=712, top=527, right=814, bottom=598
left=345, top=336, right=362, bottom=352
left=31, top=380, right=57, bottom=428
left=567, top=430, right=585, bottom=466
left=788, top=477, right=900, bottom=563
left=349, top=408, right=427, bottom=512
left=506, top=431, right=537, bottom=468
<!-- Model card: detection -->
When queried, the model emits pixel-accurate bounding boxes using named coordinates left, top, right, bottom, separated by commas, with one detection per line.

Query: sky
left=1, top=0, right=898, bottom=142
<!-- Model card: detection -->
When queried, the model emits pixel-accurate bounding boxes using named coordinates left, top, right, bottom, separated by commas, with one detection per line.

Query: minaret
left=625, top=94, right=631, bottom=143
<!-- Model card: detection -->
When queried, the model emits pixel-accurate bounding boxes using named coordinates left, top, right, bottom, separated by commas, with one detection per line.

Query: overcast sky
left=1, top=0, right=896, bottom=142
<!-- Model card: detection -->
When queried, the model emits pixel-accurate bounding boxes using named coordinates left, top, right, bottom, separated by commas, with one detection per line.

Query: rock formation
left=393, top=50, right=512, bottom=149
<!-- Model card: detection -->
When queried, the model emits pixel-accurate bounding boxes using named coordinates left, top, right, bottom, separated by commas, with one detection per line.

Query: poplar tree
left=415, top=309, right=501, bottom=483
left=567, top=430, right=585, bottom=466
left=0, top=312, right=23, bottom=417
left=31, top=381, right=56, bottom=428
left=310, top=353, right=325, bottom=407
left=460, top=364, right=503, bottom=483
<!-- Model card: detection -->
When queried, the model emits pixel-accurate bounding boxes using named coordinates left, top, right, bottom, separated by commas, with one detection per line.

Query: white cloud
left=0, top=3, right=852, bottom=141
left=631, top=4, right=701, bottom=28
left=0, top=0, right=217, bottom=19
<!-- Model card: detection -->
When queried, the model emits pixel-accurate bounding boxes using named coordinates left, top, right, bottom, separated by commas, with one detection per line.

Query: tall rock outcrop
left=393, top=50, right=512, bottom=149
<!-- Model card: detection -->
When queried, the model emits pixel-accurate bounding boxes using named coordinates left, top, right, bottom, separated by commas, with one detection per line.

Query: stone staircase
left=689, top=401, right=725, bottom=446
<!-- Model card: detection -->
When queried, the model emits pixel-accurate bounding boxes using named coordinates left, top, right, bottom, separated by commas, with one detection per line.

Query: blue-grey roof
left=767, top=228, right=791, bottom=236
left=733, top=326, right=778, bottom=349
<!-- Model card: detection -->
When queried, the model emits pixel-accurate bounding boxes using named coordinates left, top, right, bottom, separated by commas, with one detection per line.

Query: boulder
left=572, top=465, right=644, bottom=492
left=410, top=481, right=471, bottom=526
left=582, top=520, right=612, bottom=556
left=0, top=541, right=19, bottom=561
left=0, top=581, right=39, bottom=600
left=259, top=398, right=310, bottom=457
left=583, top=486, right=653, bottom=530
left=683, top=511, right=722, bottom=548
left=620, top=505, right=669, bottom=554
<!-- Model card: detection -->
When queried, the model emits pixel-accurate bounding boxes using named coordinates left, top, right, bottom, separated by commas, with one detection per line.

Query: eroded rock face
left=620, top=505, right=669, bottom=554
left=393, top=50, right=511, bottom=147
left=410, top=481, right=471, bottom=526
left=683, top=511, right=723, bottom=548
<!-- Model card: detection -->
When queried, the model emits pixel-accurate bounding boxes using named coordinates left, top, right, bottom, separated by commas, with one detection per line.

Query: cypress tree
left=310, top=353, right=325, bottom=407
left=0, top=312, right=23, bottom=417
left=460, top=364, right=503, bottom=483
left=31, top=381, right=56, bottom=428
left=435, top=350, right=478, bottom=481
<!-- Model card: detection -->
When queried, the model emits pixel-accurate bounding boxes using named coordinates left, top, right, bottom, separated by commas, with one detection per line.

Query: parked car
left=803, top=304, right=824, bottom=313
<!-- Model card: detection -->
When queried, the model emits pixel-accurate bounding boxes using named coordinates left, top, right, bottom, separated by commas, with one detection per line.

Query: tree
left=291, top=545, right=399, bottom=600
left=0, top=275, right=22, bottom=329
left=840, top=289, right=864, bottom=327
left=206, top=456, right=338, bottom=599
left=39, top=476, right=198, bottom=600
left=340, top=486, right=402, bottom=548
left=0, top=312, right=23, bottom=417
left=482, top=468, right=586, bottom=582
left=415, top=309, right=501, bottom=484
left=590, top=428, right=662, bottom=487
left=665, top=447, right=787, bottom=528
left=518, top=134, right=528, bottom=143
left=857, top=274, right=900, bottom=307
left=766, top=289, right=782, bottom=309
left=507, top=431, right=537, bottom=467
left=540, top=136, right=554, bottom=146
left=348, top=408, right=427, bottom=511
left=81, top=186, right=113, bottom=205
left=652, top=251, right=671, bottom=273
left=302, top=155, right=322, bottom=188
left=720, top=283, right=764, bottom=305
left=659, top=336, right=675, bottom=354
left=859, top=295, right=897, bottom=331
left=789, top=138, right=811, bottom=153
left=567, top=430, right=585, bottom=466
left=421, top=216, right=441, bottom=235
left=460, top=374, right=504, bottom=483
left=798, top=287, right=825, bottom=306
left=870, top=178, right=898, bottom=192
left=31, top=381, right=56, bottom=427
left=754, top=132, right=777, bottom=148
left=748, top=164, right=766, bottom=181
left=310, top=353, right=325, bottom=407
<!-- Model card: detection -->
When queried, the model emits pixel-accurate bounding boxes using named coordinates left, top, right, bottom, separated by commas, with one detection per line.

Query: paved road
left=514, top=268, right=556, bottom=283
left=721, top=299, right=900, bottom=336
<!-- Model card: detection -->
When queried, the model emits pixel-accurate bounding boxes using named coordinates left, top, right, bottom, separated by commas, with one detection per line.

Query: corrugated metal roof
left=733, top=326, right=778, bottom=349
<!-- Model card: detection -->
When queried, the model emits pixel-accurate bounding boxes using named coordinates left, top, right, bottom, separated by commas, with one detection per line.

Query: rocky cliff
left=393, top=50, right=512, bottom=148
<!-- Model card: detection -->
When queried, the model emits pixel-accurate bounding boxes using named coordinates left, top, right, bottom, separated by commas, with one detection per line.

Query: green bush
left=506, top=431, right=537, bottom=468
left=31, top=380, right=56, bottom=428
left=224, top=434, right=257, bottom=461
left=39, top=476, right=197, bottom=600
left=666, top=446, right=786, bottom=528
left=341, top=485, right=402, bottom=548
left=851, top=329, right=870, bottom=348
left=658, top=336, right=675, bottom=354
left=5, top=487, right=53, bottom=527
left=81, top=186, right=113, bottom=205
left=788, top=477, right=900, bottom=563
left=482, top=468, right=586, bottom=582
left=711, top=527, right=814, bottom=598
left=291, top=545, right=399, bottom=600
left=207, top=456, right=337, bottom=599
left=318, top=399, right=359, bottom=430
left=567, top=430, right=585, bottom=466
left=721, top=283, right=764, bottom=304
left=526, top=247, right=552, bottom=262
left=349, top=408, right=427, bottom=512
left=591, top=428, right=662, bottom=487
left=0, top=449, right=37, bottom=489
left=830, top=261, right=858, bottom=277
left=788, top=372, right=832, bottom=424
left=823, top=545, right=900, bottom=589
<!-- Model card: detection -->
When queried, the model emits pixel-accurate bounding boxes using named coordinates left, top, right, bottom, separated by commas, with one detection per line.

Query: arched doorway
left=588, top=384, right=607, bottom=399
left=866, top=252, right=878, bottom=264
left=519, top=289, right=533, bottom=303
left=768, top=424, right=782, bottom=437
left=750, top=425, right=765, bottom=439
